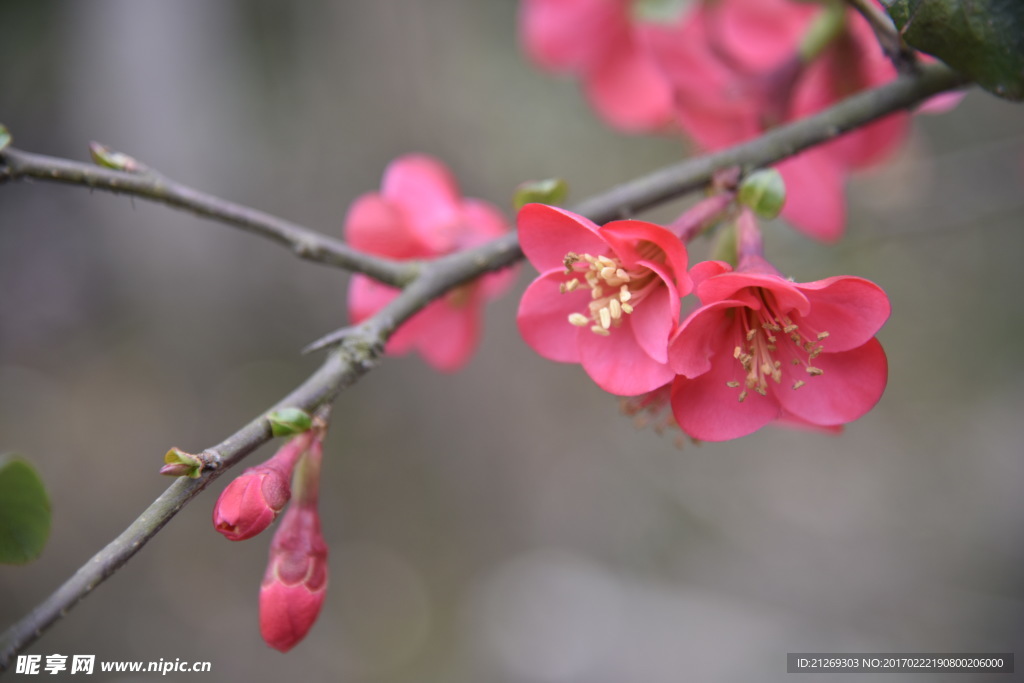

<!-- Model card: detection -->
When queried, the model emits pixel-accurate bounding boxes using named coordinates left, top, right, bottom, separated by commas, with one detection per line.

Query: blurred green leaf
left=0, top=124, right=11, bottom=152
left=267, top=407, right=312, bottom=437
left=0, top=455, right=51, bottom=564
left=884, top=0, right=1024, bottom=100
left=513, top=178, right=569, bottom=212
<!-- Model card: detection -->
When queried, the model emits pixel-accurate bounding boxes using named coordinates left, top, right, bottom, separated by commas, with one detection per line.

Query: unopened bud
left=737, top=169, right=786, bottom=219
left=161, top=447, right=203, bottom=479
left=267, top=407, right=313, bottom=437
left=259, top=440, right=327, bottom=652
left=513, top=178, right=569, bottom=211
left=88, top=141, right=144, bottom=173
left=212, top=431, right=312, bottom=541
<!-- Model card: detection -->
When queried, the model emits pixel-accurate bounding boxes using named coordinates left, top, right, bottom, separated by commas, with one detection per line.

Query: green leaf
left=513, top=178, right=569, bottom=212
left=884, top=0, right=1024, bottom=100
left=267, top=408, right=313, bottom=437
left=0, top=455, right=52, bottom=564
left=160, top=447, right=203, bottom=478
left=0, top=124, right=11, bottom=152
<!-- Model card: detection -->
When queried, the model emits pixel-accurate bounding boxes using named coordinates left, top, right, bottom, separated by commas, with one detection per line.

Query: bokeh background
left=2, top=1, right=1022, bottom=681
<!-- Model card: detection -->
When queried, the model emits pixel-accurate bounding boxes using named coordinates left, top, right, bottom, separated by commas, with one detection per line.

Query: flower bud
left=267, top=407, right=313, bottom=437
left=513, top=178, right=568, bottom=211
left=88, top=141, right=145, bottom=173
left=162, top=447, right=203, bottom=479
left=737, top=168, right=786, bottom=219
left=259, top=439, right=327, bottom=652
left=212, top=431, right=312, bottom=541
left=258, top=503, right=328, bottom=652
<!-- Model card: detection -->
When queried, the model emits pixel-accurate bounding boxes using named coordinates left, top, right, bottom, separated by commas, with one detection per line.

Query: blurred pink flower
left=516, top=203, right=691, bottom=395
left=641, top=0, right=906, bottom=242
left=345, top=154, right=515, bottom=371
left=519, top=0, right=674, bottom=131
left=259, top=438, right=328, bottom=653
left=666, top=257, right=890, bottom=441
left=213, top=431, right=313, bottom=542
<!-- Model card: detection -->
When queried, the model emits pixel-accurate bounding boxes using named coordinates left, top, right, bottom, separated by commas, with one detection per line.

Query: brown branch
left=0, top=146, right=415, bottom=287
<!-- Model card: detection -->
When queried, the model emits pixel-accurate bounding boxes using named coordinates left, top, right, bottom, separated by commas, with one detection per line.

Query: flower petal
left=516, top=268, right=589, bottom=363
left=602, top=219, right=690, bottom=292
left=519, top=0, right=624, bottom=73
left=795, top=276, right=891, bottom=351
left=584, top=35, right=674, bottom=132
left=777, top=151, right=847, bottom=243
left=410, top=290, right=482, bottom=372
left=689, top=260, right=733, bottom=288
left=382, top=155, right=462, bottom=253
left=627, top=280, right=675, bottom=364
left=705, top=0, right=816, bottom=71
left=668, top=299, right=741, bottom=377
left=670, top=353, right=781, bottom=441
left=344, top=194, right=423, bottom=259
left=578, top=320, right=675, bottom=395
left=697, top=271, right=809, bottom=315
left=774, top=338, right=888, bottom=426
left=517, top=204, right=608, bottom=272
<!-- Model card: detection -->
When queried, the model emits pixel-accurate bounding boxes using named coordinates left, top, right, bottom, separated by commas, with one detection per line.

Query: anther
left=609, top=299, right=622, bottom=319
left=568, top=313, right=589, bottom=327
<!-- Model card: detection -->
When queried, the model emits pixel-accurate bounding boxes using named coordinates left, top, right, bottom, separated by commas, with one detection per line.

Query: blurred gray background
left=1, top=1, right=1022, bottom=681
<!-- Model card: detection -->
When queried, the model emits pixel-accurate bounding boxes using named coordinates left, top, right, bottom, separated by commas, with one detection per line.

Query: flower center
left=559, top=246, right=660, bottom=336
left=726, top=289, right=829, bottom=402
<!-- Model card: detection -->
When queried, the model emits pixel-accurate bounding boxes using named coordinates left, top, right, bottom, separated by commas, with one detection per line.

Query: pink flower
left=259, top=439, right=328, bottom=652
left=667, top=257, right=890, bottom=441
left=516, top=204, right=691, bottom=395
left=519, top=0, right=674, bottom=131
left=345, top=155, right=515, bottom=371
left=213, top=431, right=313, bottom=541
left=639, top=0, right=907, bottom=242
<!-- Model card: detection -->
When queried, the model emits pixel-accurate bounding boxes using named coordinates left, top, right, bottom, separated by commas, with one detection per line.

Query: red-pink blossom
left=516, top=203, right=692, bottom=395
left=213, top=431, right=313, bottom=541
left=639, top=0, right=907, bottom=242
left=259, top=440, right=328, bottom=653
left=667, top=258, right=890, bottom=441
left=345, top=154, right=515, bottom=372
left=519, top=0, right=674, bottom=131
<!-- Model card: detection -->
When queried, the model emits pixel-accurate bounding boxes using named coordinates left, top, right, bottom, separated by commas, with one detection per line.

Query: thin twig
left=0, top=60, right=969, bottom=671
left=844, top=0, right=916, bottom=71
left=0, top=147, right=415, bottom=287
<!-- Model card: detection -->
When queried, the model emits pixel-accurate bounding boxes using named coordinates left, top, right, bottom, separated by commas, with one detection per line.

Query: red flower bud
left=259, top=439, right=327, bottom=652
left=212, top=431, right=312, bottom=541
left=258, top=503, right=328, bottom=652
